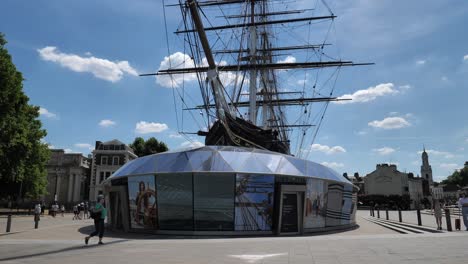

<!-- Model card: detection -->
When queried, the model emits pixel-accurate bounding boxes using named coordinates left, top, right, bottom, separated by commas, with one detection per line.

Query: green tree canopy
left=129, top=137, right=168, bottom=157
left=441, top=166, right=468, bottom=187
left=0, top=33, right=50, bottom=200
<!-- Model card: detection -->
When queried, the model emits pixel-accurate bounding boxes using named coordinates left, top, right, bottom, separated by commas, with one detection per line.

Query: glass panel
left=156, top=174, right=193, bottom=230
left=235, top=174, right=274, bottom=231
left=325, top=183, right=344, bottom=227
left=127, top=175, right=158, bottom=229
left=304, top=178, right=327, bottom=229
left=194, top=173, right=234, bottom=231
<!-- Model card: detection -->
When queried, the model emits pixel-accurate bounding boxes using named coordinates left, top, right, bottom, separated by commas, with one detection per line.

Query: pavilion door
left=278, top=185, right=305, bottom=235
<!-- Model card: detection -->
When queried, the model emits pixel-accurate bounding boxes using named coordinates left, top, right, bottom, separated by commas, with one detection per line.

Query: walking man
left=85, top=195, right=107, bottom=245
left=458, top=191, right=468, bottom=231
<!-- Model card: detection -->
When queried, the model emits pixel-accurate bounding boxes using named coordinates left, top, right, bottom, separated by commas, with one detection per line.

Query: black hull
left=203, top=115, right=289, bottom=154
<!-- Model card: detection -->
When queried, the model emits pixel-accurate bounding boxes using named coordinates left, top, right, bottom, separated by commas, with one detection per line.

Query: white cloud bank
left=416, top=60, right=426, bottom=65
left=373, top=147, right=396, bottom=155
left=74, top=143, right=93, bottom=150
left=334, top=83, right=401, bottom=104
left=99, top=119, right=116, bottom=127
left=321, top=162, right=345, bottom=169
left=156, top=52, right=245, bottom=88
left=181, top=140, right=204, bottom=148
left=310, top=143, right=346, bottom=155
left=277, top=56, right=296, bottom=64
left=368, top=116, right=411, bottom=129
left=39, top=107, right=57, bottom=119
left=135, top=121, right=168, bottom=134
left=464, top=54, right=468, bottom=61
left=37, top=46, right=138, bottom=82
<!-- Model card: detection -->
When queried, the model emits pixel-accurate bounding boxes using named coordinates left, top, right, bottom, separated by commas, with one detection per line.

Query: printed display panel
left=235, top=174, right=274, bottom=231
left=304, top=178, right=328, bottom=229
left=128, top=175, right=158, bottom=229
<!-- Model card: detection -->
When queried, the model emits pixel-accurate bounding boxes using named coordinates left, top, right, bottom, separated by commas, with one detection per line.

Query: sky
left=1, top=0, right=467, bottom=181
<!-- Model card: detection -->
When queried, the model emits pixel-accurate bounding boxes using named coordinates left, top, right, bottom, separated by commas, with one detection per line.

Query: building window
left=105, top=172, right=111, bottom=179
left=113, top=156, right=119, bottom=165
left=101, top=156, right=108, bottom=165
left=99, top=172, right=104, bottom=184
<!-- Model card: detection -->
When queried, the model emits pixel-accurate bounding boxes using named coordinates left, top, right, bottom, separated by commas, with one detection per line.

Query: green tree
left=441, top=166, right=468, bottom=187
left=129, top=137, right=168, bottom=157
left=0, top=33, right=50, bottom=200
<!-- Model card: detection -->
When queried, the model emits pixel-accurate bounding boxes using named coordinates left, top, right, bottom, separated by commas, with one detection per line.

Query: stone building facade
left=364, top=164, right=409, bottom=196
left=89, top=139, right=137, bottom=201
left=45, top=149, right=90, bottom=204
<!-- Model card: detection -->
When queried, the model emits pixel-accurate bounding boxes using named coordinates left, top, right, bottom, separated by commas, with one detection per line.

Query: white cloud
left=373, top=147, right=396, bottom=155
left=416, top=60, right=426, bottom=65
left=74, top=143, right=93, bottom=150
left=368, top=116, right=411, bottom=129
left=169, top=133, right=183, bottom=139
left=181, top=140, right=204, bottom=148
left=310, top=143, right=346, bottom=155
left=99, top=119, right=116, bottom=127
left=37, top=46, right=137, bottom=82
left=278, top=56, right=297, bottom=64
left=39, top=107, right=57, bottom=119
left=47, top=144, right=56, bottom=149
left=440, top=163, right=458, bottom=170
left=334, top=83, right=399, bottom=104
left=135, top=121, right=168, bottom=134
left=464, top=54, right=468, bottom=61
left=399, top=84, right=412, bottom=90
left=64, top=148, right=73, bottom=153
left=418, top=149, right=455, bottom=159
left=321, top=162, right=345, bottom=169
left=156, top=52, right=197, bottom=88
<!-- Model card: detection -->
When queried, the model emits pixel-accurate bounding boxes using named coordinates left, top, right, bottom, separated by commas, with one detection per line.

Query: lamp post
left=54, top=168, right=60, bottom=202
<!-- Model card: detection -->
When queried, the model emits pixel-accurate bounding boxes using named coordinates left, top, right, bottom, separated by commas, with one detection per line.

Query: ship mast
left=248, top=0, right=257, bottom=124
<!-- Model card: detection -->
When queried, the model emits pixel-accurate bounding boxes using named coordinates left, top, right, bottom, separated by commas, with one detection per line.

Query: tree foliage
left=0, top=33, right=50, bottom=200
left=441, top=166, right=468, bottom=187
left=129, top=137, right=168, bottom=157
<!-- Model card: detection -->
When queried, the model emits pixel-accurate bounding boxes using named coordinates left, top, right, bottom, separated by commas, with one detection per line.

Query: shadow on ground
left=78, top=224, right=360, bottom=240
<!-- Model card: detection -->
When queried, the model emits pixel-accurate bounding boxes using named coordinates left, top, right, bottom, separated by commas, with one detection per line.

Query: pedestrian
left=84, top=202, right=89, bottom=219
left=458, top=191, right=468, bottom=231
left=77, top=203, right=82, bottom=220
left=85, top=195, right=107, bottom=245
left=73, top=204, right=78, bottom=220
left=432, top=198, right=443, bottom=230
left=52, top=203, right=59, bottom=217
left=34, top=203, right=41, bottom=223
left=41, top=202, right=45, bottom=215
left=61, top=204, right=65, bottom=217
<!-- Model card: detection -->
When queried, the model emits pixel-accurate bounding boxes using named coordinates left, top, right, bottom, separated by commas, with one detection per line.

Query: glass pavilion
left=104, top=146, right=357, bottom=235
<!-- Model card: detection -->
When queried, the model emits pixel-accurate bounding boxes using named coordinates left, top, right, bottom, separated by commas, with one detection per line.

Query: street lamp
left=54, top=168, right=60, bottom=202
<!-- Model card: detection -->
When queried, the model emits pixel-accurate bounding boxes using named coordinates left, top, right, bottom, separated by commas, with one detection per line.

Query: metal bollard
left=377, top=209, right=380, bottom=218
left=417, top=208, right=422, bottom=226
left=6, top=214, right=12, bottom=232
left=370, top=208, right=373, bottom=216
left=444, top=208, right=452, bottom=232
left=398, top=209, right=402, bottom=222
left=386, top=208, right=389, bottom=220
left=34, top=214, right=39, bottom=229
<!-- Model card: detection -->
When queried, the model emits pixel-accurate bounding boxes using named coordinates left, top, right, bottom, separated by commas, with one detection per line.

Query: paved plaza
left=1, top=210, right=467, bottom=264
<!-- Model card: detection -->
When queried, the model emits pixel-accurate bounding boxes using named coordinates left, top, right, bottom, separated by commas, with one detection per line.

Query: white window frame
left=112, top=156, right=119, bottom=166
left=101, top=156, right=108, bottom=165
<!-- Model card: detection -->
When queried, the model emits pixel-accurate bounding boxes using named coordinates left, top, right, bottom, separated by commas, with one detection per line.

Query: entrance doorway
left=277, top=185, right=305, bottom=235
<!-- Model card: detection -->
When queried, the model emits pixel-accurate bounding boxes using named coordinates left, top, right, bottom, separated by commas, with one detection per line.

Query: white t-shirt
left=458, top=197, right=468, bottom=208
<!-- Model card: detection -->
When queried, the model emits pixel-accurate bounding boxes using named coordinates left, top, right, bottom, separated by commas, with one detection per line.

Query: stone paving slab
left=1, top=210, right=468, bottom=264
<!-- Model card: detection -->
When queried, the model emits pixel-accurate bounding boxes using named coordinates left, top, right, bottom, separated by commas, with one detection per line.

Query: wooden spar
left=221, top=9, right=313, bottom=19
left=213, top=44, right=331, bottom=54
left=182, top=97, right=351, bottom=110
left=175, top=15, right=337, bottom=34
left=141, top=61, right=374, bottom=76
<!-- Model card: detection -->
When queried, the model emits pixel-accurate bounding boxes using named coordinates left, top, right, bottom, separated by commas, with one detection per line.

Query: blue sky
left=1, top=0, right=467, bottom=181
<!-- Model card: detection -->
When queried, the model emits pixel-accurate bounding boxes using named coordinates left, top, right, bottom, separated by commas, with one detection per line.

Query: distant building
left=89, top=139, right=137, bottom=201
left=408, top=176, right=424, bottom=209
left=45, top=149, right=91, bottom=204
left=364, top=164, right=409, bottom=196
left=420, top=147, right=433, bottom=186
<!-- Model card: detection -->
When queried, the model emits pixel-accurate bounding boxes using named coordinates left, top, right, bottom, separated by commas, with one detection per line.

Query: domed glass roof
left=107, top=145, right=350, bottom=184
